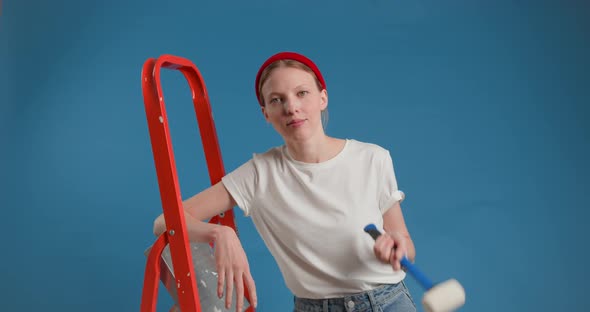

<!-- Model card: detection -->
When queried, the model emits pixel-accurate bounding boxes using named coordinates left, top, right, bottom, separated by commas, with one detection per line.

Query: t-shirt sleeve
left=221, top=158, right=258, bottom=217
left=379, top=150, right=405, bottom=214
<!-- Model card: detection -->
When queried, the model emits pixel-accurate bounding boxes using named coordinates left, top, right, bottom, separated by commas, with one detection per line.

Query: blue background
left=1, top=0, right=588, bottom=311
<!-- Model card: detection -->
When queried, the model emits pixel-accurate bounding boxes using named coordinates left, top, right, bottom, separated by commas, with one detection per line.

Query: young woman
left=154, top=52, right=417, bottom=312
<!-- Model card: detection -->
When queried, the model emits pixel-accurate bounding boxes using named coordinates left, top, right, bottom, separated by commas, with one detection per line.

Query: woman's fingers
left=217, top=267, right=225, bottom=299
left=390, top=250, right=401, bottom=271
left=235, top=272, right=244, bottom=312
left=218, top=270, right=257, bottom=311
left=225, top=271, right=234, bottom=309
left=388, top=232, right=407, bottom=271
left=374, top=231, right=407, bottom=271
left=374, top=235, right=394, bottom=263
left=245, top=272, right=258, bottom=308
left=213, top=226, right=257, bottom=310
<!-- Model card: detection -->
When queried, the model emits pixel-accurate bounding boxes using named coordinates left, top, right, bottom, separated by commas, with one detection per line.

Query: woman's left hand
left=373, top=231, right=407, bottom=271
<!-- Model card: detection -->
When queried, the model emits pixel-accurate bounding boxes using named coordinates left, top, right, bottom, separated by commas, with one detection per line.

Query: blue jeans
left=293, top=282, right=417, bottom=312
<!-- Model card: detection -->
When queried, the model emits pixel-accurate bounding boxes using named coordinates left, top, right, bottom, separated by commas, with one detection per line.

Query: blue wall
left=1, top=0, right=588, bottom=311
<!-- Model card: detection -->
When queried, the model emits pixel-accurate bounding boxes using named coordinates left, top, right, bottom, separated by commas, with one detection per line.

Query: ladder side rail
left=140, top=234, right=169, bottom=312
left=174, top=57, right=254, bottom=311
left=142, top=57, right=201, bottom=312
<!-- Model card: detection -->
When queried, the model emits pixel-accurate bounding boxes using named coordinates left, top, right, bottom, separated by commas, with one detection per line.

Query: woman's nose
left=282, top=97, right=300, bottom=114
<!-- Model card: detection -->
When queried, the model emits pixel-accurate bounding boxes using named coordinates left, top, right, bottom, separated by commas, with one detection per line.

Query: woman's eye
left=270, top=97, right=281, bottom=105
left=297, top=91, right=309, bottom=97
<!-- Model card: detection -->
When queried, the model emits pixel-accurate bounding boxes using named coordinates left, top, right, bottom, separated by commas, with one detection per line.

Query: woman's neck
left=285, top=135, right=345, bottom=163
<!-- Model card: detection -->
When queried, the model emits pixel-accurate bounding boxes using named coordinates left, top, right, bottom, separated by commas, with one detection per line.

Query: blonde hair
left=257, top=60, right=329, bottom=129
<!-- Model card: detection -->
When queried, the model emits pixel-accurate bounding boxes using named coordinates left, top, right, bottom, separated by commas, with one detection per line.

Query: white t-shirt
left=221, top=139, right=406, bottom=299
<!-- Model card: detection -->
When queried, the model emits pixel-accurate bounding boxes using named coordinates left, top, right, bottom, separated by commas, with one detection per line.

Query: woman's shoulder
left=346, top=139, right=390, bottom=156
left=251, top=145, right=286, bottom=163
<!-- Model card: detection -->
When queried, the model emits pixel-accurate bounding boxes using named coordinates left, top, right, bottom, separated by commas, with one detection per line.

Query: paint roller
left=364, top=224, right=466, bottom=312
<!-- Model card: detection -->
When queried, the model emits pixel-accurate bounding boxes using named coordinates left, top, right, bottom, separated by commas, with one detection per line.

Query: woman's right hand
left=213, top=225, right=257, bottom=312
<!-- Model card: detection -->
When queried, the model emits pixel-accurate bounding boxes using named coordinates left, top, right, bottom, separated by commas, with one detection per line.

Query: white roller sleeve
left=422, top=279, right=466, bottom=312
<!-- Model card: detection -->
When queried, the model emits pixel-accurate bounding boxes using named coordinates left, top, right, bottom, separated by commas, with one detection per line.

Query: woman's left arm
left=374, top=201, right=416, bottom=270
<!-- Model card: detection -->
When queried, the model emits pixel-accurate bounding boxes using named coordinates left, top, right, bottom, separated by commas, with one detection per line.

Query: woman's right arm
left=152, top=181, right=257, bottom=311
left=153, top=181, right=235, bottom=240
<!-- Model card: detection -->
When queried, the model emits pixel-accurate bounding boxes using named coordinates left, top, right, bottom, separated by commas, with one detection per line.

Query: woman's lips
left=287, top=119, right=306, bottom=127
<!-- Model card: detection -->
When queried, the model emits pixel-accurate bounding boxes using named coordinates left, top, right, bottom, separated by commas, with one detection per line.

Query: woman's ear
left=261, top=106, right=270, bottom=122
left=320, top=89, right=328, bottom=110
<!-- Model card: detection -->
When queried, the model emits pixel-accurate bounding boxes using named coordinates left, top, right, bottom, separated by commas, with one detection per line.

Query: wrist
left=210, top=224, right=233, bottom=243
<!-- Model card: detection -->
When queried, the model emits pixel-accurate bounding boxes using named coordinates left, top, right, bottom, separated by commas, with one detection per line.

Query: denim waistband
left=294, top=282, right=407, bottom=312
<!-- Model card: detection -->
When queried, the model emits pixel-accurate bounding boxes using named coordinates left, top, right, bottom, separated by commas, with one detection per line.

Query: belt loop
left=323, top=299, right=329, bottom=312
left=367, top=288, right=378, bottom=311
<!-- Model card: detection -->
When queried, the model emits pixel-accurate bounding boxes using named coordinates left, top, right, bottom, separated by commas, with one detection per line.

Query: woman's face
left=260, top=66, right=328, bottom=143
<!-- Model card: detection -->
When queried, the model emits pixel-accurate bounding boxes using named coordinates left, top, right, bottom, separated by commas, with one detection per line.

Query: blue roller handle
left=364, top=224, right=435, bottom=290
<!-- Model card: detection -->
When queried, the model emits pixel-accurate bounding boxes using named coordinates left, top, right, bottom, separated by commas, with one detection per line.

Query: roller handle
left=364, top=224, right=435, bottom=290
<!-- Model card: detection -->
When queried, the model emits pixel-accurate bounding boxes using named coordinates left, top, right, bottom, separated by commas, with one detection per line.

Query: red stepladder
left=139, top=54, right=255, bottom=312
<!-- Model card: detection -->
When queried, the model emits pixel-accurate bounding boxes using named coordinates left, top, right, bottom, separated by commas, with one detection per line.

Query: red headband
left=255, top=52, right=326, bottom=106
